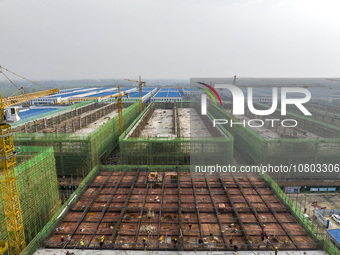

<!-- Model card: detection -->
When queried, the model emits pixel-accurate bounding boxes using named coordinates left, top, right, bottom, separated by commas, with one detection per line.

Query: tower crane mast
left=116, top=85, right=129, bottom=135
left=0, top=66, right=58, bottom=254
left=124, top=75, right=146, bottom=113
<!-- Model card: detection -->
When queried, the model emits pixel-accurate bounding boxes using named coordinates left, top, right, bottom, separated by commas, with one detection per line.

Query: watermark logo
left=199, top=83, right=312, bottom=116
left=197, top=82, right=223, bottom=115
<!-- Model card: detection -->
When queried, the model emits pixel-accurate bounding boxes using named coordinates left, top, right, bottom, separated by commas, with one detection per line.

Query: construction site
left=40, top=167, right=320, bottom=252
left=0, top=68, right=339, bottom=255
left=12, top=100, right=140, bottom=177
left=208, top=102, right=340, bottom=167
left=119, top=102, right=233, bottom=165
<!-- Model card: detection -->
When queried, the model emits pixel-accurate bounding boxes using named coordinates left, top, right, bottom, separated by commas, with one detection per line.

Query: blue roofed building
left=123, top=87, right=157, bottom=103
left=151, top=88, right=182, bottom=102
left=28, top=87, right=137, bottom=105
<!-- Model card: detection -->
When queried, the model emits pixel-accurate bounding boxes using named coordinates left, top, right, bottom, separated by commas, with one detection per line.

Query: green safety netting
left=13, top=101, right=141, bottom=177
left=0, top=146, right=59, bottom=255
left=119, top=102, right=233, bottom=165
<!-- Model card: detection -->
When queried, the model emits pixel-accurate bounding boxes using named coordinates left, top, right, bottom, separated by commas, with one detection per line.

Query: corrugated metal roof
left=19, top=108, right=59, bottom=119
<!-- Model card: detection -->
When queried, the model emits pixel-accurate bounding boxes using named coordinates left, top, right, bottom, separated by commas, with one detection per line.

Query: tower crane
left=0, top=66, right=58, bottom=255
left=124, top=75, right=146, bottom=113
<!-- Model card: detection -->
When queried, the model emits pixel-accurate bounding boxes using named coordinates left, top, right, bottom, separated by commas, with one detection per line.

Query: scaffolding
left=119, top=102, right=233, bottom=165
left=208, top=103, right=340, bottom=165
left=13, top=101, right=141, bottom=177
left=0, top=146, right=59, bottom=254
left=287, top=103, right=340, bottom=127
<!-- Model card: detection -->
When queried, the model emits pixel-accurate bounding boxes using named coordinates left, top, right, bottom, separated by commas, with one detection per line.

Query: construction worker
left=188, top=223, right=192, bottom=230
left=80, top=239, right=85, bottom=250
left=275, top=246, right=278, bottom=255
left=261, top=230, right=265, bottom=241
left=229, top=237, right=233, bottom=245
left=142, top=237, right=146, bottom=248
left=100, top=235, right=104, bottom=250
left=234, top=244, right=238, bottom=252
left=66, top=235, right=71, bottom=245
left=198, top=237, right=203, bottom=245
left=266, top=237, right=270, bottom=248
left=60, top=236, right=64, bottom=243
left=173, top=238, right=177, bottom=247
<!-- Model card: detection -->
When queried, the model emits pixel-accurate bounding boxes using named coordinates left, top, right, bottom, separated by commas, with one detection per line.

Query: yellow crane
left=0, top=66, right=59, bottom=255
left=124, top=75, right=146, bottom=113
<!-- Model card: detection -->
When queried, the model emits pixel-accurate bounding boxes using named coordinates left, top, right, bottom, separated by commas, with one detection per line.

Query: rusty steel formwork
left=43, top=170, right=319, bottom=251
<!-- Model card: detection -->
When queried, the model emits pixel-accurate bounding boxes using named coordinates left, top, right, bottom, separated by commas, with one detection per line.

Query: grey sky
left=0, top=0, right=339, bottom=80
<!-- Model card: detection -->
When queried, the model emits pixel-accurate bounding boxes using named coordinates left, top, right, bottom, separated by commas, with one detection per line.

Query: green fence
left=0, top=146, right=60, bottom=255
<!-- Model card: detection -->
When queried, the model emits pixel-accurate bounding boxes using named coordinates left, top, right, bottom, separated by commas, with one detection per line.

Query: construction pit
left=42, top=170, right=320, bottom=252
left=119, top=102, right=233, bottom=165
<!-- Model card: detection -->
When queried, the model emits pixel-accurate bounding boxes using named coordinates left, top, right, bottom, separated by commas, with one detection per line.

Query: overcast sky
left=0, top=0, right=339, bottom=80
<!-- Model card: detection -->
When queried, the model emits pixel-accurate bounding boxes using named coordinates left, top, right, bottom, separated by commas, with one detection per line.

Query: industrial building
left=123, top=87, right=158, bottom=103
left=151, top=88, right=183, bottom=102
left=29, top=87, right=136, bottom=105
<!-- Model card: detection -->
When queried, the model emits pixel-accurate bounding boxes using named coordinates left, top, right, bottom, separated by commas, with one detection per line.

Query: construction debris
left=140, top=225, right=156, bottom=235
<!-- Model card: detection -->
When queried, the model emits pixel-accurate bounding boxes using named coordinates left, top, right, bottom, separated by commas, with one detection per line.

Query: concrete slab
left=139, top=109, right=174, bottom=137
left=178, top=108, right=212, bottom=138
left=34, top=249, right=328, bottom=255
left=75, top=110, right=118, bottom=134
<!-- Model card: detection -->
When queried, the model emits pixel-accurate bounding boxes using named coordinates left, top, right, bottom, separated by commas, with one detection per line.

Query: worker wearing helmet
left=275, top=247, right=278, bottom=255
left=80, top=239, right=85, bottom=250
left=100, top=235, right=105, bottom=250
left=66, top=235, right=71, bottom=244
left=142, top=237, right=146, bottom=248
